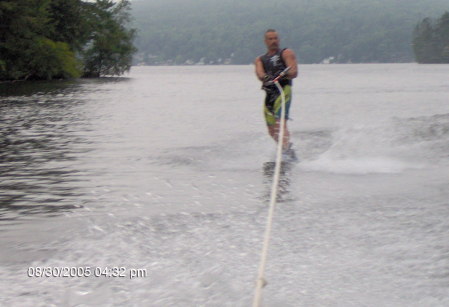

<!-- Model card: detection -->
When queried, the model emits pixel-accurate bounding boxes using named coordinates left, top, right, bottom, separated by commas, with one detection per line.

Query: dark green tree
left=0, top=0, right=136, bottom=80
left=437, top=12, right=449, bottom=62
left=413, top=12, right=449, bottom=63
left=0, top=0, right=81, bottom=80
left=82, top=0, right=136, bottom=77
left=48, top=0, right=91, bottom=52
left=413, top=18, right=440, bottom=63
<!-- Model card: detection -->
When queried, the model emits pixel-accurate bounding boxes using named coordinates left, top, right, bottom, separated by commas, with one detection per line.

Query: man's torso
left=260, top=48, right=292, bottom=87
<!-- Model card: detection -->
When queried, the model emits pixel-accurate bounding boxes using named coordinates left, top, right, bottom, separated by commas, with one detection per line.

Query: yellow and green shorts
left=264, top=85, right=292, bottom=126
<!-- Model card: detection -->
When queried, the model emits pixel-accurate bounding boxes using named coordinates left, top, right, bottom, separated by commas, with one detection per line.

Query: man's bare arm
left=282, top=49, right=298, bottom=79
left=254, top=56, right=267, bottom=81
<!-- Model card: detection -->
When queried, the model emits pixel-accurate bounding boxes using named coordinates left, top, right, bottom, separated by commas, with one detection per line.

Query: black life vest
left=260, top=48, right=292, bottom=88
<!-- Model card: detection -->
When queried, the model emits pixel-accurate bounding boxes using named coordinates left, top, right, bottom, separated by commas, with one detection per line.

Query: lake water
left=1, top=64, right=449, bottom=306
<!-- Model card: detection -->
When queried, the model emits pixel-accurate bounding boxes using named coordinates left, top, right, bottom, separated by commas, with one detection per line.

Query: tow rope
left=252, top=67, right=291, bottom=307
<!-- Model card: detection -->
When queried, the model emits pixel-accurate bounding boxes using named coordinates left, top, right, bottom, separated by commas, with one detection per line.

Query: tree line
left=131, top=0, right=449, bottom=65
left=413, top=12, right=449, bottom=63
left=0, top=0, right=136, bottom=81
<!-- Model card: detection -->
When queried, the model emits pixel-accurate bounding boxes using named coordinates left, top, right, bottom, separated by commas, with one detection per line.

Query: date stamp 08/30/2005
left=27, top=266, right=147, bottom=279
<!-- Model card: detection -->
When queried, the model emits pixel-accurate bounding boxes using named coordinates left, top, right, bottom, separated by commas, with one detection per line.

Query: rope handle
left=273, top=66, right=291, bottom=83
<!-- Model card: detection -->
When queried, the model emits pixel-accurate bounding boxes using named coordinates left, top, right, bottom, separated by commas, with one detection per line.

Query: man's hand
left=262, top=74, right=274, bottom=86
left=261, top=74, right=276, bottom=92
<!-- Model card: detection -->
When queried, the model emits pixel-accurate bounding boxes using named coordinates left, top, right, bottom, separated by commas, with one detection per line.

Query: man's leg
left=265, top=85, right=292, bottom=149
left=267, top=120, right=290, bottom=149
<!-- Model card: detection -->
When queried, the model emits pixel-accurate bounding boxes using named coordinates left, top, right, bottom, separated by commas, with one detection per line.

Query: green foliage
left=413, top=12, right=449, bottom=63
left=82, top=0, right=137, bottom=77
left=131, top=0, right=449, bottom=64
left=438, top=12, right=449, bottom=62
left=0, top=0, right=53, bottom=79
left=48, top=0, right=91, bottom=52
left=30, top=38, right=82, bottom=79
left=0, top=0, right=136, bottom=81
left=413, top=19, right=440, bottom=63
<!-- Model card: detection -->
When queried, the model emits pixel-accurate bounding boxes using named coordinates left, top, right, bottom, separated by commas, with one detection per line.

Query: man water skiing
left=255, top=29, right=298, bottom=161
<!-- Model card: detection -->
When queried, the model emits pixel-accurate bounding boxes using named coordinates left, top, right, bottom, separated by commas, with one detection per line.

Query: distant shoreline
left=132, top=62, right=420, bottom=67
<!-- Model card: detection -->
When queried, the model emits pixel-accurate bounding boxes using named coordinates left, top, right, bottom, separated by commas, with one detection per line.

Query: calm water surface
left=1, top=64, right=449, bottom=306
